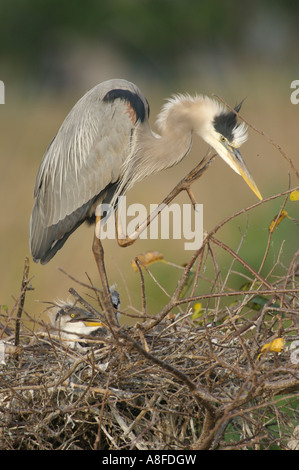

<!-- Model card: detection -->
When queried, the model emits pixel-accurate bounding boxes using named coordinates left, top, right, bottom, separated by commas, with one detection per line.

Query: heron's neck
left=141, top=95, right=215, bottom=170
left=138, top=98, right=202, bottom=172
left=116, top=96, right=213, bottom=199
left=143, top=128, right=192, bottom=172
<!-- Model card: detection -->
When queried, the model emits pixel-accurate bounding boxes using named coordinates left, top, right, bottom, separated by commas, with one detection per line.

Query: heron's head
left=49, top=304, right=104, bottom=348
left=197, top=98, right=262, bottom=200
left=55, top=308, right=104, bottom=329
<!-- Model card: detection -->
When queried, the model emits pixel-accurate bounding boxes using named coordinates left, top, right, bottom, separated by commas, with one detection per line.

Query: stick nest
left=0, top=280, right=298, bottom=450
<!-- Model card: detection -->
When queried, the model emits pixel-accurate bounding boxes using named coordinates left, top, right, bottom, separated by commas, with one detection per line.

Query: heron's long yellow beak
left=226, top=145, right=262, bottom=200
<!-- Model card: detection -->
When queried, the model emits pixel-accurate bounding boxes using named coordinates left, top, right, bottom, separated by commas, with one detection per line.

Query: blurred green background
left=0, top=0, right=298, bottom=326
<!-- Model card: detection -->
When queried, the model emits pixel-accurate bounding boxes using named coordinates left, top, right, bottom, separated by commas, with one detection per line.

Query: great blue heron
left=49, top=301, right=105, bottom=348
left=49, top=290, right=120, bottom=347
left=30, top=78, right=261, bottom=267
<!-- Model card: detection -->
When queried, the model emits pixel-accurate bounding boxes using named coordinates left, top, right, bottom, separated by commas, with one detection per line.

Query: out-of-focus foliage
left=290, top=190, right=299, bottom=201
left=1, top=0, right=299, bottom=85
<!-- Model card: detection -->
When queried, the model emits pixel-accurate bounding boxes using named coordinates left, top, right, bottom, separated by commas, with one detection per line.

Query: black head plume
left=213, top=98, right=246, bottom=142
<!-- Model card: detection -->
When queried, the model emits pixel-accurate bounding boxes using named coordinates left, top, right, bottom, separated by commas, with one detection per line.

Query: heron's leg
left=92, top=218, right=118, bottom=326
left=115, top=207, right=136, bottom=247
left=115, top=151, right=215, bottom=247
left=115, top=203, right=162, bottom=248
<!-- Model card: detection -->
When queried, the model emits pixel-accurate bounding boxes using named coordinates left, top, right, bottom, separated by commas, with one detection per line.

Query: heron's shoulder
left=77, top=79, right=149, bottom=124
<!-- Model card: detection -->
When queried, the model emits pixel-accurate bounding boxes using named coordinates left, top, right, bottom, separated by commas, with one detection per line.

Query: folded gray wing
left=30, top=80, right=145, bottom=263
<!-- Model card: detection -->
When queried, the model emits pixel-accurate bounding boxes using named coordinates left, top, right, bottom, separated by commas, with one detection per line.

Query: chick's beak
left=82, top=319, right=104, bottom=328
left=68, top=311, right=104, bottom=328
left=225, top=144, right=263, bottom=200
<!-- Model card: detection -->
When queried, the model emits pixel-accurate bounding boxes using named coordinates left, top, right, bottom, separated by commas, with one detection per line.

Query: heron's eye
left=220, top=135, right=226, bottom=142
left=70, top=313, right=75, bottom=318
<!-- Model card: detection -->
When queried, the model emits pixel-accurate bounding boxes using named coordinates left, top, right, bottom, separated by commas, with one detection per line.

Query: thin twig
left=15, top=257, right=30, bottom=348
left=133, top=258, right=147, bottom=320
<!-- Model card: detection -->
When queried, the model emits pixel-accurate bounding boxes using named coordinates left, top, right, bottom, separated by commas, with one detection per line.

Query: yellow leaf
left=194, top=302, right=202, bottom=311
left=191, top=302, right=203, bottom=320
left=290, top=190, right=299, bottom=201
left=261, top=337, right=285, bottom=353
left=131, top=251, right=164, bottom=271
left=268, top=210, right=288, bottom=233
left=258, top=337, right=285, bottom=360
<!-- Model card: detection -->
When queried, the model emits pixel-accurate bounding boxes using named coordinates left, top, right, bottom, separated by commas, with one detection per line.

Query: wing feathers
left=30, top=79, right=148, bottom=263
